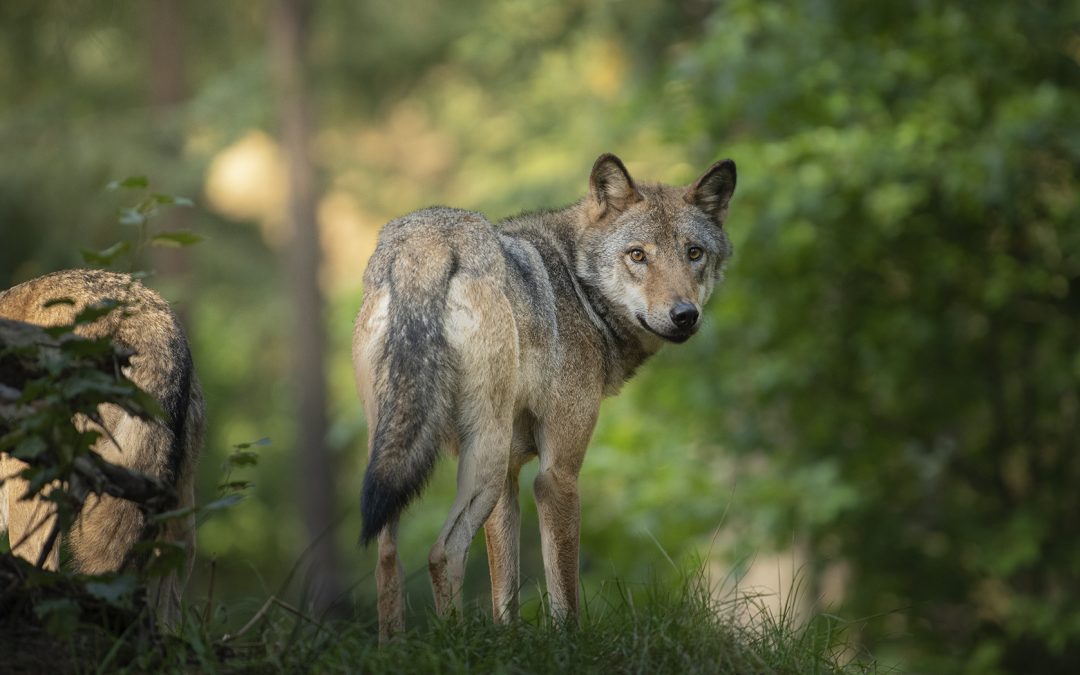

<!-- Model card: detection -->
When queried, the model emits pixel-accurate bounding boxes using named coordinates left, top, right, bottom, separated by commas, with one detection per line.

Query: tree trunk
left=144, top=0, right=192, bottom=311
left=269, top=0, right=344, bottom=615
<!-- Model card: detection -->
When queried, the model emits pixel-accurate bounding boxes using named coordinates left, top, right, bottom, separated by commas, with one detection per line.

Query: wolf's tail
left=360, top=246, right=458, bottom=545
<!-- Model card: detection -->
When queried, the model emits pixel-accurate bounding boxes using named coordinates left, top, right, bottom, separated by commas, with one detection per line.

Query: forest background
left=1, top=1, right=1078, bottom=672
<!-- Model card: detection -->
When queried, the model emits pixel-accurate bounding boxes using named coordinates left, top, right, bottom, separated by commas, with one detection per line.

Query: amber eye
left=628, top=248, right=647, bottom=263
left=688, top=246, right=704, bottom=261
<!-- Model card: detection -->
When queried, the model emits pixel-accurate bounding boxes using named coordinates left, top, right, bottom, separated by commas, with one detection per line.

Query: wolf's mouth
left=636, top=314, right=693, bottom=344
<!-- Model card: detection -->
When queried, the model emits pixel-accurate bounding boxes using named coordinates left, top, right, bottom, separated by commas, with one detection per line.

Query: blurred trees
left=144, top=0, right=194, bottom=302
left=640, top=1, right=1080, bottom=671
left=270, top=0, right=343, bottom=614
left=1, top=0, right=1078, bottom=671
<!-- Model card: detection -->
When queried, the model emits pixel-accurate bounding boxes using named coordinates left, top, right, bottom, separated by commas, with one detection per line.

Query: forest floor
left=3, top=561, right=877, bottom=674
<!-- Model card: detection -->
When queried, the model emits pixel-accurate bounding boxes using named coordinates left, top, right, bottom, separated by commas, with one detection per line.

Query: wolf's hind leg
left=429, top=278, right=517, bottom=616
left=377, top=517, right=405, bottom=641
left=429, top=424, right=512, bottom=616
left=484, top=464, right=523, bottom=623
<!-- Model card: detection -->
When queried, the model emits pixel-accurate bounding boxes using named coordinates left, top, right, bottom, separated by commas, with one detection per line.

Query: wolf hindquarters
left=354, top=215, right=518, bottom=638
left=0, top=269, right=205, bottom=625
left=356, top=237, right=459, bottom=546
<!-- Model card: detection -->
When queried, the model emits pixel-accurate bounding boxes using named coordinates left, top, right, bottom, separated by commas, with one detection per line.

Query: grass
left=324, top=584, right=870, bottom=674
left=3, top=553, right=876, bottom=674
left=157, top=567, right=872, bottom=674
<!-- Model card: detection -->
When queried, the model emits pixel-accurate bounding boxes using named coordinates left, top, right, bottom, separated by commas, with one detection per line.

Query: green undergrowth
left=63, top=567, right=877, bottom=674
left=322, top=583, right=874, bottom=674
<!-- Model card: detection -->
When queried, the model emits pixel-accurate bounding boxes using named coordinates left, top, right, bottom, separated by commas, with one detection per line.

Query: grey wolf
left=352, top=153, right=736, bottom=638
left=0, top=269, right=204, bottom=623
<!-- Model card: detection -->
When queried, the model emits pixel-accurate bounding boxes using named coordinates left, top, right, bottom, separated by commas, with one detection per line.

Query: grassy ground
left=82, top=569, right=875, bottom=674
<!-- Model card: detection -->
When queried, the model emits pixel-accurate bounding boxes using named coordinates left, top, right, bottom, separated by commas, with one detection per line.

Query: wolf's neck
left=573, top=273, right=657, bottom=394
left=503, top=203, right=657, bottom=394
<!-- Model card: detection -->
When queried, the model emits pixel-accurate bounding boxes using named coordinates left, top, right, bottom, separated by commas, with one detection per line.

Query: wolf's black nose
left=670, top=302, right=699, bottom=328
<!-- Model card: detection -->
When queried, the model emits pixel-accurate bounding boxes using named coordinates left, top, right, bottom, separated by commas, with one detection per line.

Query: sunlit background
left=2, top=1, right=1078, bottom=672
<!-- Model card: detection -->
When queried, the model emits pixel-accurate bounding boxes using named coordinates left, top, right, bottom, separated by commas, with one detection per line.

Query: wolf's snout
left=669, top=302, right=699, bottom=329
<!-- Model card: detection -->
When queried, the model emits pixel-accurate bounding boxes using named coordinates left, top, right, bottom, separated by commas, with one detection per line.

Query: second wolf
left=0, top=269, right=205, bottom=623
left=353, top=153, right=736, bottom=638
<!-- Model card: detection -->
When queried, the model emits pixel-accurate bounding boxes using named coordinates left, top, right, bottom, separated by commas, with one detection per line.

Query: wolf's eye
left=628, top=248, right=647, bottom=263
left=688, top=246, right=704, bottom=261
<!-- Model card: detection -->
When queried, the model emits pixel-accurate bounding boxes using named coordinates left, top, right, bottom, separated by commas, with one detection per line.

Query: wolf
left=0, top=269, right=205, bottom=623
left=353, top=153, right=736, bottom=638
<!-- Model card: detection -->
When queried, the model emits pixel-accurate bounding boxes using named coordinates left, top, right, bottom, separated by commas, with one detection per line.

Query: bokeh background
left=2, top=1, right=1079, bottom=672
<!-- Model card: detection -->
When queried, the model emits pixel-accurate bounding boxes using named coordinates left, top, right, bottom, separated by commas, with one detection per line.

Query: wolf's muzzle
left=669, top=302, right=699, bottom=329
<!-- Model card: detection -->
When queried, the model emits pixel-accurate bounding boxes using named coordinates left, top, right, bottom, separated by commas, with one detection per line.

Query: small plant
left=81, top=175, right=201, bottom=272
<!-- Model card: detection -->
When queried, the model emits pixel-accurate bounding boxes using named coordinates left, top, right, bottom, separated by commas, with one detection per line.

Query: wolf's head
left=575, top=153, right=736, bottom=345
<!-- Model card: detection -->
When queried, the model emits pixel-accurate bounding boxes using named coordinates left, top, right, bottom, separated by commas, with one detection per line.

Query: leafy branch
left=81, top=176, right=202, bottom=270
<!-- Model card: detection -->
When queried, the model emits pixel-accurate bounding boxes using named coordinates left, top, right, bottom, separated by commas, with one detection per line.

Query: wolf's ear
left=686, top=159, right=737, bottom=224
left=588, top=153, right=643, bottom=221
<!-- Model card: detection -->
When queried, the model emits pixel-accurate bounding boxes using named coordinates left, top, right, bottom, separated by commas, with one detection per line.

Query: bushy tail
left=360, top=248, right=457, bottom=545
left=116, top=309, right=198, bottom=487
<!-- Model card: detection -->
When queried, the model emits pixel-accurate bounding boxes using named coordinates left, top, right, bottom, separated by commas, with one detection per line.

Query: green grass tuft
left=9, top=564, right=876, bottom=673
left=182, top=568, right=875, bottom=674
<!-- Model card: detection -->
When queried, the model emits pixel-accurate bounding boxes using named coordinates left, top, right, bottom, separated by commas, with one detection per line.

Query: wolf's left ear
left=686, top=159, right=737, bottom=224
left=588, top=153, right=643, bottom=221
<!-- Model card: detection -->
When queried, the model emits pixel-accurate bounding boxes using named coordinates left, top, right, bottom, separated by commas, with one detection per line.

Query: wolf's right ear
left=588, top=153, right=643, bottom=222
left=687, top=159, right=737, bottom=225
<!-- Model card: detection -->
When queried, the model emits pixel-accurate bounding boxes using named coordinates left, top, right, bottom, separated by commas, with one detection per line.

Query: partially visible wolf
left=0, top=269, right=204, bottom=623
left=353, top=153, right=737, bottom=638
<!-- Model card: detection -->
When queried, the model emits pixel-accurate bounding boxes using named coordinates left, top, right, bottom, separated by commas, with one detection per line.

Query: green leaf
left=73, top=299, right=120, bottom=325
left=59, top=334, right=115, bottom=359
left=148, top=504, right=198, bottom=525
left=225, top=450, right=259, bottom=468
left=203, top=493, right=245, bottom=512
left=153, top=495, right=244, bottom=525
left=85, top=573, right=137, bottom=606
left=81, top=241, right=131, bottom=266
left=12, top=435, right=47, bottom=461
left=118, top=206, right=146, bottom=226
left=106, top=175, right=149, bottom=191
left=218, top=480, right=253, bottom=492
left=150, top=193, right=194, bottom=207
left=233, top=437, right=272, bottom=450
left=129, top=540, right=187, bottom=578
left=43, top=323, right=74, bottom=338
left=150, top=230, right=204, bottom=247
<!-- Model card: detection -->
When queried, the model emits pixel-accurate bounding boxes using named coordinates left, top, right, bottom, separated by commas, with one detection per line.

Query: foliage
left=84, top=176, right=199, bottom=270
left=637, top=1, right=1080, bottom=671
